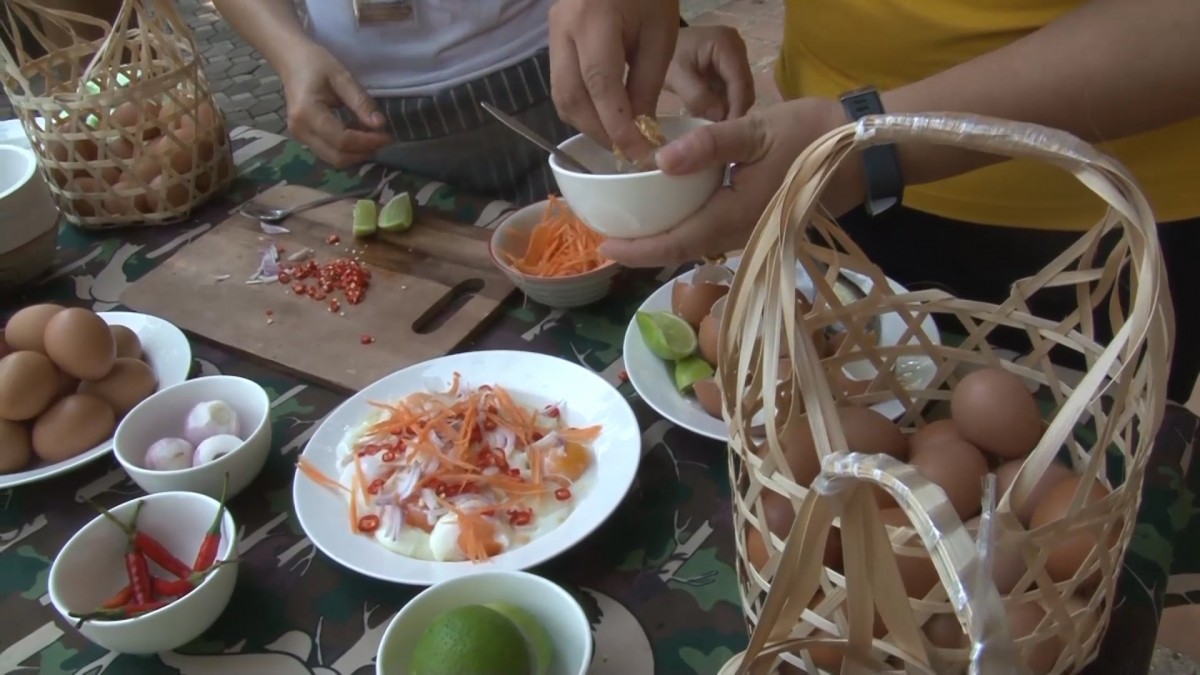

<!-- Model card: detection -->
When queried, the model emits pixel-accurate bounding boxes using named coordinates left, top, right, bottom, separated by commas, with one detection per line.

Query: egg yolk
left=546, top=441, right=592, bottom=481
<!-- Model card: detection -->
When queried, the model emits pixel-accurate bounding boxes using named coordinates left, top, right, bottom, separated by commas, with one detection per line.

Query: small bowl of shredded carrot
left=489, top=196, right=619, bottom=309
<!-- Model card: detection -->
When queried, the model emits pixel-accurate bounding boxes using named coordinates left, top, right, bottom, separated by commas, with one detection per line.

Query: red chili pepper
left=554, top=487, right=572, bottom=501
left=618, top=370, right=629, bottom=383
left=70, top=600, right=170, bottom=627
left=124, top=503, right=153, bottom=605
left=326, top=233, right=340, bottom=245
left=360, top=334, right=375, bottom=345
left=358, top=514, right=381, bottom=532
left=100, top=584, right=133, bottom=610
left=192, top=474, right=229, bottom=573
left=151, top=560, right=233, bottom=597
left=88, top=498, right=194, bottom=579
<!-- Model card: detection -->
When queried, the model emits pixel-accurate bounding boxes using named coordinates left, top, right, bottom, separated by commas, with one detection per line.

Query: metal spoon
left=239, top=184, right=381, bottom=224
left=480, top=102, right=593, bottom=174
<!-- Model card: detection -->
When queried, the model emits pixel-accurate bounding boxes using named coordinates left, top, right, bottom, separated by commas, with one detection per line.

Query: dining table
left=1, top=124, right=1198, bottom=675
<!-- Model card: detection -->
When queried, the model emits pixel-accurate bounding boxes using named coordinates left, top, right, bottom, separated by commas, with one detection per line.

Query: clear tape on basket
left=853, top=113, right=1101, bottom=168
left=814, top=452, right=1023, bottom=675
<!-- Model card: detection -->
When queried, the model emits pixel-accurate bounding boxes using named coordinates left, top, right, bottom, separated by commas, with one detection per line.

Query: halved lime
left=484, top=601, right=554, bottom=675
left=636, top=310, right=697, bottom=361
left=674, top=356, right=715, bottom=392
left=378, top=191, right=414, bottom=232
left=353, top=199, right=378, bottom=238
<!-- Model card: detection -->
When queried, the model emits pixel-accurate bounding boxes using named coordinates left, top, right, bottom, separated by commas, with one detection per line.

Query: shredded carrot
left=505, top=195, right=611, bottom=277
left=297, top=458, right=349, bottom=493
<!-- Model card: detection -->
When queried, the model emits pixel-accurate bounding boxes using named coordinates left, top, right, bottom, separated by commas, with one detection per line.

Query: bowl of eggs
left=548, top=115, right=724, bottom=239
left=489, top=197, right=619, bottom=309
left=114, top=375, right=271, bottom=500
left=0, top=305, right=191, bottom=488
left=0, top=144, right=59, bottom=289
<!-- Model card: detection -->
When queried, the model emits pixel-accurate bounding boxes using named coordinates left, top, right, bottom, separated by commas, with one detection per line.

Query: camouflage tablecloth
left=1, top=127, right=1197, bottom=675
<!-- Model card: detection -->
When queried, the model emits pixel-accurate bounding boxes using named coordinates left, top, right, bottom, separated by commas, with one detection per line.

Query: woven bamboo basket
left=0, top=0, right=234, bottom=229
left=715, top=113, right=1173, bottom=675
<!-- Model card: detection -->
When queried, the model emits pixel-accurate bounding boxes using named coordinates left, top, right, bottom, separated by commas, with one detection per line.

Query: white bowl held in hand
left=115, top=375, right=271, bottom=500
left=375, top=570, right=593, bottom=675
left=548, top=115, right=724, bottom=239
left=48, top=491, right=239, bottom=655
left=0, top=144, right=59, bottom=288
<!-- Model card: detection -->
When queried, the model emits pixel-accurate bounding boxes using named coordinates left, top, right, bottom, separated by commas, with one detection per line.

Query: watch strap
left=839, top=86, right=904, bottom=216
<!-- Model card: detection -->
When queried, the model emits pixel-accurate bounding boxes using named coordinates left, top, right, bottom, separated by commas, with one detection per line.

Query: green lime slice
left=378, top=191, right=414, bottom=232
left=408, top=605, right=532, bottom=675
left=484, top=602, right=554, bottom=675
left=352, top=199, right=378, bottom=239
left=674, top=355, right=715, bottom=392
left=636, top=310, right=697, bottom=361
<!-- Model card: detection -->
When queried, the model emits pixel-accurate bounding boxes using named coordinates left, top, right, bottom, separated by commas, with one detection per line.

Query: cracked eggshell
left=670, top=263, right=732, bottom=328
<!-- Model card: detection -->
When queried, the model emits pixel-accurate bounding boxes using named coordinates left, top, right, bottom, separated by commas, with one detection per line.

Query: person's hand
left=549, top=0, right=680, bottom=162
left=664, top=26, right=755, bottom=122
left=598, top=97, right=865, bottom=268
left=278, top=42, right=392, bottom=168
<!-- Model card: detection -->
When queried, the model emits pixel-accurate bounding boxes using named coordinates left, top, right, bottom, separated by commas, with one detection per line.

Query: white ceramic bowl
left=48, top=491, right=239, bottom=655
left=375, top=571, right=593, bottom=675
left=489, top=199, right=620, bottom=308
left=0, top=143, right=59, bottom=287
left=114, top=375, right=272, bottom=500
left=548, top=115, right=724, bottom=239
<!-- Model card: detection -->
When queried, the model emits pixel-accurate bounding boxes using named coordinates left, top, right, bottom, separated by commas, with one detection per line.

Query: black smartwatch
left=839, top=86, right=904, bottom=216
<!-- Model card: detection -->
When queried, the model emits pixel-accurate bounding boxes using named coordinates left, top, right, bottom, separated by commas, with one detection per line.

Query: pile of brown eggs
left=0, top=305, right=158, bottom=474
left=746, top=367, right=1113, bottom=674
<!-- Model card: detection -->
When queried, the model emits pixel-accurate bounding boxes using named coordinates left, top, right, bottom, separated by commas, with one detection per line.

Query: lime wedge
left=378, top=191, right=414, bottom=232
left=353, top=199, right=378, bottom=239
left=484, top=602, right=554, bottom=675
left=636, top=310, right=697, bottom=361
left=674, top=356, right=715, bottom=392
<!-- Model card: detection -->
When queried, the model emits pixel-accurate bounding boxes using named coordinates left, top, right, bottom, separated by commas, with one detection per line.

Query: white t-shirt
left=302, top=0, right=551, bottom=98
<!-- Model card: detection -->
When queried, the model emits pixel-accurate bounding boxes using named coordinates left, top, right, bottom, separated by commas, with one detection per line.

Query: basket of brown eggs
left=714, top=113, right=1173, bottom=675
left=0, top=0, right=234, bottom=229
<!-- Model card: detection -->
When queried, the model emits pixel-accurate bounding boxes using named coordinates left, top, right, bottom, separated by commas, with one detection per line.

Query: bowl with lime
left=376, top=570, right=592, bottom=675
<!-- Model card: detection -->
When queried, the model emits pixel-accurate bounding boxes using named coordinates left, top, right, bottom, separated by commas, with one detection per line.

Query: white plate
left=293, top=350, right=640, bottom=586
left=0, top=311, right=193, bottom=490
left=623, top=257, right=941, bottom=441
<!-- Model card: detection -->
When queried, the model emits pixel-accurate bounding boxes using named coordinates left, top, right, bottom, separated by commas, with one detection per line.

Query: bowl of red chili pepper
left=114, top=375, right=272, bottom=500
left=48, top=490, right=238, bottom=654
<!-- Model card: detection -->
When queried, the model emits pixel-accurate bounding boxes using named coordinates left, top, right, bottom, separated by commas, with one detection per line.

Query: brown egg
left=110, top=325, right=143, bottom=360
left=0, top=334, right=10, bottom=360
left=776, top=405, right=907, bottom=487
left=103, top=181, right=138, bottom=216
left=923, top=613, right=967, bottom=649
left=910, top=436, right=990, bottom=519
left=692, top=378, right=723, bottom=418
left=0, top=351, right=61, bottom=420
left=1029, top=475, right=1114, bottom=584
left=32, top=394, right=115, bottom=462
left=697, top=303, right=723, bottom=368
left=128, top=156, right=163, bottom=185
left=148, top=175, right=190, bottom=210
left=964, top=516, right=1029, bottom=594
left=4, top=304, right=65, bottom=353
left=43, top=308, right=117, bottom=381
left=951, top=367, right=1043, bottom=460
left=106, top=136, right=136, bottom=161
left=879, top=508, right=941, bottom=598
left=0, top=419, right=33, bottom=473
left=97, top=165, right=123, bottom=187
left=994, top=459, right=1076, bottom=526
left=1007, top=602, right=1060, bottom=674
left=745, top=490, right=842, bottom=572
left=55, top=368, right=79, bottom=398
left=77, top=358, right=158, bottom=417
left=671, top=279, right=729, bottom=328
left=907, top=419, right=960, bottom=456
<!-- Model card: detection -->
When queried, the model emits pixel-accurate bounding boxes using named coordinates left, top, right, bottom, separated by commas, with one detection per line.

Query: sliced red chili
left=326, top=234, right=341, bottom=245
left=329, top=299, right=341, bottom=313
left=554, top=488, right=572, bottom=501
left=292, top=283, right=307, bottom=295
left=482, top=418, right=497, bottom=431
left=309, top=288, right=327, bottom=301
left=381, top=450, right=397, bottom=462
left=367, top=479, right=385, bottom=495
left=507, top=467, right=521, bottom=477
left=361, top=334, right=375, bottom=345
left=277, top=271, right=291, bottom=284
left=358, top=514, right=381, bottom=532
left=545, top=405, right=560, bottom=418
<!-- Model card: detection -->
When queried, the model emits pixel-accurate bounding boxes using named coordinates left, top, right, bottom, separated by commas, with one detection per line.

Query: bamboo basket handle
left=0, top=0, right=113, bottom=93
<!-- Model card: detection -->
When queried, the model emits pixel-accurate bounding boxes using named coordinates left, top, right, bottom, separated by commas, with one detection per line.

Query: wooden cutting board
left=122, top=184, right=515, bottom=392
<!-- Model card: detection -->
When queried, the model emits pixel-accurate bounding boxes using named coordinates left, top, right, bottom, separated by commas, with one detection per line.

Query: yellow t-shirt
left=775, top=0, right=1200, bottom=230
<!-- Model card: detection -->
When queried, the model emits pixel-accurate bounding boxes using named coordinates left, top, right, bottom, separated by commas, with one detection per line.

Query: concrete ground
left=1, top=1, right=1197, bottom=671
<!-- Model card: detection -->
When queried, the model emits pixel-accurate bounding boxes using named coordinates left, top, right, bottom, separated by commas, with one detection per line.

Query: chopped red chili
left=381, top=450, right=397, bottom=462
left=358, top=514, right=381, bottom=532
left=361, top=334, right=375, bottom=345
left=554, top=488, right=572, bottom=501
left=326, top=233, right=340, bottom=245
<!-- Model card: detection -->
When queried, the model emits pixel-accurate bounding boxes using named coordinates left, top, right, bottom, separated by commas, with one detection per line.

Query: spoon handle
left=279, top=186, right=377, bottom=217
